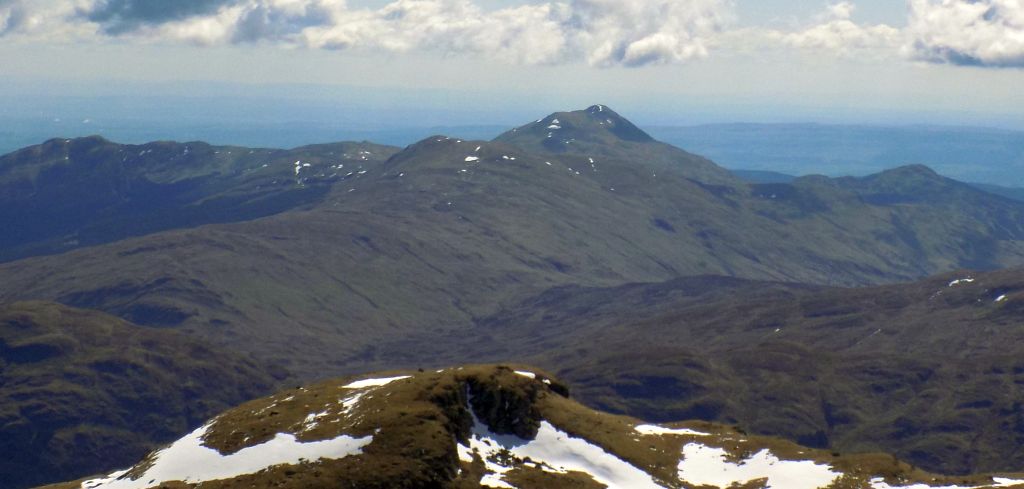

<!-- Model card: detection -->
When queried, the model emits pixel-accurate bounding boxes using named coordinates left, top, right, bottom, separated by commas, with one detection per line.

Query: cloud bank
left=2, top=0, right=1023, bottom=69
left=907, top=0, right=1024, bottom=68
left=70, top=0, right=732, bottom=67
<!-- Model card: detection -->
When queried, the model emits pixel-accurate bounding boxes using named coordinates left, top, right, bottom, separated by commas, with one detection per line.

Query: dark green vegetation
left=5, top=106, right=1024, bottom=486
left=0, top=301, right=280, bottom=489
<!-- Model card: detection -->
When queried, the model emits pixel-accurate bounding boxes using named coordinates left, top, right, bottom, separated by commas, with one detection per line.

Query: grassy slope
left=0, top=301, right=283, bottom=488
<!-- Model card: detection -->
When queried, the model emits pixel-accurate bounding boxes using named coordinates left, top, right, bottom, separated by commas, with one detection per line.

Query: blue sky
left=0, top=0, right=1022, bottom=130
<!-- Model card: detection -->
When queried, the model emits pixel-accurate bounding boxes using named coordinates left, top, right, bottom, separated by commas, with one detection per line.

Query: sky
left=0, top=0, right=1022, bottom=131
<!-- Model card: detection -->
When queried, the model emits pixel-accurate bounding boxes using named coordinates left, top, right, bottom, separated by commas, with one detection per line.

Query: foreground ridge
left=45, top=366, right=1024, bottom=489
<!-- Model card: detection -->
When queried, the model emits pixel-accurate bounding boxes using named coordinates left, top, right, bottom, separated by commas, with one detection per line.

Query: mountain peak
left=60, top=364, right=1024, bottom=489
left=495, top=105, right=654, bottom=150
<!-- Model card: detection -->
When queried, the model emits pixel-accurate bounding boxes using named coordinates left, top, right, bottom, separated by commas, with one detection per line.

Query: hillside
left=1, top=107, right=1024, bottom=379
left=0, top=136, right=398, bottom=262
left=390, top=268, right=1024, bottom=475
left=0, top=302, right=283, bottom=489
left=43, top=365, right=1024, bottom=489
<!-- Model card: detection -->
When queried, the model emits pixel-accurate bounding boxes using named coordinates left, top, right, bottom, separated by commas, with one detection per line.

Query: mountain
left=0, top=301, right=283, bottom=489
left=43, top=366, right=1024, bottom=489
left=494, top=105, right=737, bottom=185
left=733, top=169, right=1024, bottom=204
left=390, top=267, right=1024, bottom=476
left=0, top=110, right=1022, bottom=357
left=6, top=107, right=1024, bottom=483
left=0, top=136, right=399, bottom=262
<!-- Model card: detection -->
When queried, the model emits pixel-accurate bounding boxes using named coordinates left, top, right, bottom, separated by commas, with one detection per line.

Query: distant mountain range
left=43, top=366, right=1024, bottom=489
left=732, top=169, right=1024, bottom=203
left=649, top=123, right=1024, bottom=186
left=5, top=106, right=1024, bottom=487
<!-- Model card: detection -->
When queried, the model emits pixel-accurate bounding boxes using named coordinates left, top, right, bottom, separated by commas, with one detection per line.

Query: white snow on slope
left=465, top=156, right=480, bottom=162
left=677, top=443, right=840, bottom=489
left=463, top=412, right=668, bottom=489
left=342, top=376, right=410, bottom=389
left=514, top=370, right=536, bottom=379
left=869, top=476, right=1024, bottom=489
left=634, top=424, right=708, bottom=437
left=949, top=278, right=975, bottom=287
left=80, top=424, right=372, bottom=489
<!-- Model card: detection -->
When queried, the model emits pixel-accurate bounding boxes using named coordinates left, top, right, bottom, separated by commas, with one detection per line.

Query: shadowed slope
left=0, top=302, right=282, bottom=489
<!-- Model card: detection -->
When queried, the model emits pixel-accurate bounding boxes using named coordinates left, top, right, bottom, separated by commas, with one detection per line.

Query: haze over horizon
left=2, top=0, right=1023, bottom=134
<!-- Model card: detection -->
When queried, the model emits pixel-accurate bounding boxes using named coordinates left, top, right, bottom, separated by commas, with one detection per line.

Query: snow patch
left=343, top=376, right=411, bottom=389
left=677, top=443, right=840, bottom=489
left=465, top=156, right=480, bottom=162
left=461, top=409, right=668, bottom=488
left=996, top=295, right=1008, bottom=303
left=514, top=371, right=536, bottom=379
left=868, top=477, right=1024, bottom=489
left=79, top=424, right=371, bottom=489
left=949, top=278, right=975, bottom=287
left=634, top=425, right=707, bottom=437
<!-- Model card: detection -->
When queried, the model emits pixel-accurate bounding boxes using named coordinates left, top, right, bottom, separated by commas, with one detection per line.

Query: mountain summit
left=51, top=365, right=1024, bottom=489
left=501, top=104, right=655, bottom=145
left=494, top=105, right=737, bottom=185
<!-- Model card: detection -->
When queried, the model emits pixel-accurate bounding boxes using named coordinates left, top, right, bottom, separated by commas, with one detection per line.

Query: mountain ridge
left=41, top=365, right=1024, bottom=489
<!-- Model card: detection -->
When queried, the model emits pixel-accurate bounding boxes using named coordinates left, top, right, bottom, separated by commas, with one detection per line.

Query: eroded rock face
left=467, top=370, right=547, bottom=439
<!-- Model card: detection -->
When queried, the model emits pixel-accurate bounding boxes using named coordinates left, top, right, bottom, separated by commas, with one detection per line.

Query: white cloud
left=906, top=0, right=1024, bottom=67
left=140, top=0, right=731, bottom=67
left=770, top=2, right=903, bottom=55
left=2, top=0, right=1023, bottom=69
left=0, top=0, right=731, bottom=67
left=0, top=0, right=96, bottom=39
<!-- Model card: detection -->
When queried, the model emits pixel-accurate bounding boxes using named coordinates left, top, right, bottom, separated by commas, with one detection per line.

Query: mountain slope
left=0, top=302, right=283, bottom=489
left=44, top=365, right=1024, bottom=489
left=5, top=107, right=1024, bottom=482
left=397, top=268, right=1024, bottom=475
left=0, top=136, right=399, bottom=262
left=3, top=108, right=1024, bottom=375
